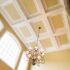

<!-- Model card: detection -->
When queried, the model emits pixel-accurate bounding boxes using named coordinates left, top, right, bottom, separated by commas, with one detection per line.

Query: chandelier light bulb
left=42, top=53, right=45, bottom=56
left=37, top=56, right=41, bottom=60
left=28, top=54, right=31, bottom=58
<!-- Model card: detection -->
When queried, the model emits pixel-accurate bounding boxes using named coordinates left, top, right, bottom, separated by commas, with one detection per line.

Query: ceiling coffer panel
left=18, top=0, right=39, bottom=18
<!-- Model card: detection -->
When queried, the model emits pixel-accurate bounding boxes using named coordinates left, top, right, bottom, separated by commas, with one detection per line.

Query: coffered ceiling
left=1, top=0, right=70, bottom=52
left=0, top=0, right=70, bottom=70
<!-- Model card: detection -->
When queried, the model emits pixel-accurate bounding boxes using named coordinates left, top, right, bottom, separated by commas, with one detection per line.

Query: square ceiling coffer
left=41, top=0, right=60, bottom=12
left=4, top=3, right=21, bottom=21
left=18, top=0, right=39, bottom=18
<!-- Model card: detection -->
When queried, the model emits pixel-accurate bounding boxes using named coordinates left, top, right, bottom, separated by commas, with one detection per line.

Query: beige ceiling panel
left=4, top=3, right=21, bottom=21
left=48, top=14, right=64, bottom=32
left=0, top=0, right=6, bottom=4
left=40, top=38, right=52, bottom=48
left=30, top=42, right=37, bottom=48
left=56, top=34, right=69, bottom=45
left=31, top=21, right=46, bottom=34
left=18, top=0, right=38, bottom=18
left=19, top=26, right=31, bottom=38
left=42, top=0, right=59, bottom=11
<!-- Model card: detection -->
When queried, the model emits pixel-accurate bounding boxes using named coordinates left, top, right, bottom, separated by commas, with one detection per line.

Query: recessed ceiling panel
left=31, top=21, right=47, bottom=34
left=48, top=14, right=64, bottom=32
left=19, top=26, right=31, bottom=38
left=14, top=22, right=32, bottom=39
left=4, top=3, right=21, bottom=21
left=40, top=38, right=53, bottom=48
left=42, top=0, right=59, bottom=11
left=30, top=42, right=37, bottom=48
left=56, top=34, right=69, bottom=45
left=18, top=0, right=38, bottom=18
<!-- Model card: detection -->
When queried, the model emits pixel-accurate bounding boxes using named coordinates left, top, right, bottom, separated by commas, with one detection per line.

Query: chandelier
left=26, top=27, right=46, bottom=65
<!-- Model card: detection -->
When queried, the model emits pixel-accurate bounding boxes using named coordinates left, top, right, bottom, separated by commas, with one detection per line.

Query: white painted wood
left=0, top=31, right=21, bottom=69
left=17, top=52, right=29, bottom=70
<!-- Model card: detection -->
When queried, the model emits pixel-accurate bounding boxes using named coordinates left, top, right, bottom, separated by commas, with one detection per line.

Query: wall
left=32, top=49, right=70, bottom=70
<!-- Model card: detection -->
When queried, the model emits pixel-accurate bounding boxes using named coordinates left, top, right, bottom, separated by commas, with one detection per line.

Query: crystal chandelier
left=26, top=27, right=46, bottom=65
left=26, top=47, right=45, bottom=65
